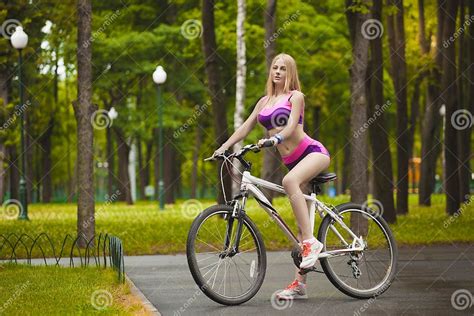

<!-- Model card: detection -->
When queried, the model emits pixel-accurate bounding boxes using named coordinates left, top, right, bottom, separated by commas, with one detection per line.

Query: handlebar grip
left=262, top=140, right=274, bottom=148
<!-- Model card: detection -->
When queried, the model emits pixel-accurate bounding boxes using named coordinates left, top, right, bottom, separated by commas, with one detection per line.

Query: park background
left=0, top=0, right=473, bottom=314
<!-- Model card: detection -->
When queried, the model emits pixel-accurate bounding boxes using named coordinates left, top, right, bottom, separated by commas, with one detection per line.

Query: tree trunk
left=233, top=0, right=247, bottom=196
left=312, top=106, right=320, bottom=140
left=368, top=0, right=397, bottom=223
left=137, top=137, right=146, bottom=200
left=387, top=0, right=409, bottom=215
left=346, top=0, right=371, bottom=235
left=457, top=1, right=471, bottom=202
left=0, top=71, right=9, bottom=203
left=40, top=118, right=54, bottom=202
left=25, top=108, right=33, bottom=203
left=191, top=125, right=202, bottom=198
left=342, top=130, right=351, bottom=194
left=202, top=0, right=232, bottom=204
left=74, top=0, right=95, bottom=247
left=440, top=0, right=460, bottom=214
left=8, top=146, right=19, bottom=200
left=114, top=127, right=133, bottom=204
left=407, top=75, right=423, bottom=160
left=106, top=125, right=115, bottom=197
left=164, top=129, right=175, bottom=204
left=464, top=0, right=474, bottom=201
left=145, top=140, right=152, bottom=189
left=419, top=0, right=446, bottom=205
left=261, top=0, right=283, bottom=201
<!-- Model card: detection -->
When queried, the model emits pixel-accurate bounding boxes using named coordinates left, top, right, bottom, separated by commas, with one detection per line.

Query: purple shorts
left=281, top=135, right=330, bottom=170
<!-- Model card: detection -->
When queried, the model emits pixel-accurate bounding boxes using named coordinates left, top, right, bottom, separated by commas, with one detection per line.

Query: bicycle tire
left=186, top=204, right=267, bottom=305
left=317, top=202, right=398, bottom=299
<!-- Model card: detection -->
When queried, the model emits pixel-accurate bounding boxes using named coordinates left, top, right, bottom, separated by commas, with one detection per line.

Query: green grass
left=0, top=263, right=149, bottom=315
left=0, top=194, right=472, bottom=259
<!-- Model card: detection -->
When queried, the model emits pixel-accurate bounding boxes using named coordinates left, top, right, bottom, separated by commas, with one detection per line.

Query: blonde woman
left=213, top=53, right=330, bottom=300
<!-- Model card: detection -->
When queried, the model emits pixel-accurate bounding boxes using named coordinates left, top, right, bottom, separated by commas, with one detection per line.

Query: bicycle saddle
left=309, top=172, right=337, bottom=184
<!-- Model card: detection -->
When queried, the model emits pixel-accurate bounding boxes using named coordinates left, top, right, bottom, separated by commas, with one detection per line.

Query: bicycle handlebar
left=204, top=141, right=274, bottom=162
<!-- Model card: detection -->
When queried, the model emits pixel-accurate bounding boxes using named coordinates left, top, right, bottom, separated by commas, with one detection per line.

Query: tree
left=387, top=0, right=409, bottom=215
left=233, top=0, right=247, bottom=196
left=440, top=0, right=460, bottom=215
left=201, top=0, right=232, bottom=204
left=419, top=0, right=445, bottom=206
left=368, top=0, right=397, bottom=223
left=261, top=0, right=283, bottom=201
left=457, top=0, right=471, bottom=202
left=73, top=0, right=96, bottom=245
left=346, top=0, right=371, bottom=234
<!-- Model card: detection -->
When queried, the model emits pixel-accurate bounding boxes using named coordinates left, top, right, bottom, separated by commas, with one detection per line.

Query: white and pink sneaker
left=300, top=237, right=324, bottom=269
left=276, top=279, right=308, bottom=300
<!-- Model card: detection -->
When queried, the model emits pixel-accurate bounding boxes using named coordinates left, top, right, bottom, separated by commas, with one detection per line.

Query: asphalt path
left=125, top=244, right=474, bottom=316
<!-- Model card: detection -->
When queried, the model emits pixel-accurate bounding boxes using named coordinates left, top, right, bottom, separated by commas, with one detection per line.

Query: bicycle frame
left=235, top=170, right=365, bottom=259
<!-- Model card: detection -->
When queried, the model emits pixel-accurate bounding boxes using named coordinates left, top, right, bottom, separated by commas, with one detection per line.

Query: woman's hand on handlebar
left=257, top=137, right=278, bottom=148
left=212, top=146, right=228, bottom=157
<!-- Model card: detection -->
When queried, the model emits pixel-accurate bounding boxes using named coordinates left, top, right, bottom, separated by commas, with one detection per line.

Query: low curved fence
left=0, top=232, right=125, bottom=283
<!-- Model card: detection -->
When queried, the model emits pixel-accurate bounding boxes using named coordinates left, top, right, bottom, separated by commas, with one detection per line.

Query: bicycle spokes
left=191, top=210, right=263, bottom=300
left=322, top=210, right=395, bottom=292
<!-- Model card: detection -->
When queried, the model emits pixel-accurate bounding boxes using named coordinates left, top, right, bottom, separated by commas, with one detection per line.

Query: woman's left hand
left=257, top=137, right=278, bottom=147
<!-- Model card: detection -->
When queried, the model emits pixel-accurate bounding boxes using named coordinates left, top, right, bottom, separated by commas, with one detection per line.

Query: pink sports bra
left=257, top=91, right=303, bottom=130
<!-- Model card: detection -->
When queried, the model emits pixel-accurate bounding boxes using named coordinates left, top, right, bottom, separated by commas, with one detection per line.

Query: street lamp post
left=11, top=26, right=29, bottom=220
left=152, top=66, right=167, bottom=210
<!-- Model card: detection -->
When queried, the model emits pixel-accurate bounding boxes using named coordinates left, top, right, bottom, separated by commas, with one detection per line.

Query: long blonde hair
left=265, top=53, right=302, bottom=99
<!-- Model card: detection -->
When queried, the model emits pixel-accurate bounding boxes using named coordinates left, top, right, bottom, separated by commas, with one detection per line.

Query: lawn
left=0, top=263, right=150, bottom=315
left=0, top=194, right=472, bottom=259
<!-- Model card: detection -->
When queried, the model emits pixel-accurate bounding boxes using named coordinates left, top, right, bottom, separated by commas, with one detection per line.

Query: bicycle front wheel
left=186, top=204, right=266, bottom=305
left=318, top=202, right=397, bottom=299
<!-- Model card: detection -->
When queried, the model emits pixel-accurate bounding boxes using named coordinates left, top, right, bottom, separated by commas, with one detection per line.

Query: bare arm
left=220, top=96, right=267, bottom=150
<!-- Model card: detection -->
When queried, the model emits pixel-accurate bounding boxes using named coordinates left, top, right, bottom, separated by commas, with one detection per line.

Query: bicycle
left=186, top=142, right=398, bottom=306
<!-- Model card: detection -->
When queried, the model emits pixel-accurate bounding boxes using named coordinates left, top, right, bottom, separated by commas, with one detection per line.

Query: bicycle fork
left=221, top=194, right=248, bottom=258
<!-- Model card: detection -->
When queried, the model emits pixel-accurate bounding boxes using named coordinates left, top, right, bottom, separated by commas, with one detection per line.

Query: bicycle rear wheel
left=186, top=204, right=266, bottom=305
left=318, top=203, right=397, bottom=299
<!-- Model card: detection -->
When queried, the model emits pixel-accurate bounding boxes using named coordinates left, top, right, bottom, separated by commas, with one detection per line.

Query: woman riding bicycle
left=212, top=53, right=331, bottom=300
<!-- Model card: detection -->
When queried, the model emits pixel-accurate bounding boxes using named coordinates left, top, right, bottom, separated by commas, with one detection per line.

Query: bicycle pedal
left=298, top=266, right=324, bottom=275
left=298, top=267, right=316, bottom=275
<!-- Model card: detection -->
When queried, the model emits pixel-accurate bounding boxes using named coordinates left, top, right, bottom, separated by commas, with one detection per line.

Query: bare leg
left=282, top=153, right=330, bottom=240
left=282, top=153, right=330, bottom=284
